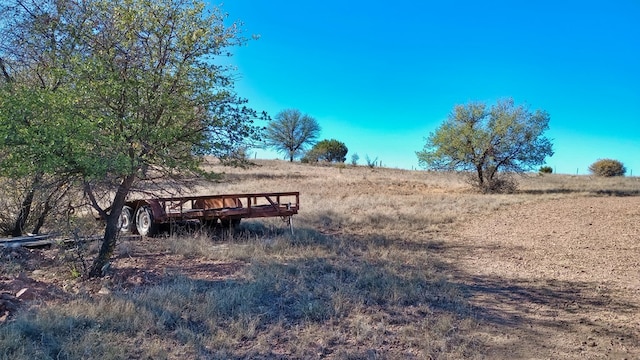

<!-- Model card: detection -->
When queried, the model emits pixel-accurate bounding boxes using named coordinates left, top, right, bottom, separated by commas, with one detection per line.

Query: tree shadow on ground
left=6, top=221, right=638, bottom=359
left=235, top=216, right=640, bottom=358
left=458, top=274, right=639, bottom=358
left=519, top=188, right=640, bottom=197
left=420, top=236, right=640, bottom=358
left=99, top=226, right=484, bottom=358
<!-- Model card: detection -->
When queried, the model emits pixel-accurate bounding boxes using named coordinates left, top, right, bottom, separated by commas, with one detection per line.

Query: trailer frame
left=118, top=192, right=300, bottom=236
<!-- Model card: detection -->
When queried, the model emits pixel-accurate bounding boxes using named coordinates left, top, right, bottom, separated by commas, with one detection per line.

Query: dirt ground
left=2, top=194, right=639, bottom=359
left=444, top=195, right=640, bottom=359
left=0, top=242, right=245, bottom=316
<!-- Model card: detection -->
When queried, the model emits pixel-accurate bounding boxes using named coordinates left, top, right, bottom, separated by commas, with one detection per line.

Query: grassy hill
left=1, top=160, right=639, bottom=359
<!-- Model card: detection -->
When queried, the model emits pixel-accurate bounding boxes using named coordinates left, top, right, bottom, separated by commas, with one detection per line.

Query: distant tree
left=417, top=98, right=553, bottom=192
left=302, top=139, right=348, bottom=163
left=264, top=109, right=320, bottom=162
left=589, top=159, right=626, bottom=177
left=539, top=166, right=553, bottom=174
left=350, top=153, right=360, bottom=166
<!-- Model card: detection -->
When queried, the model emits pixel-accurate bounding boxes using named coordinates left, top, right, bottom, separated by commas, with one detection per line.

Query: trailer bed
left=120, top=192, right=299, bottom=236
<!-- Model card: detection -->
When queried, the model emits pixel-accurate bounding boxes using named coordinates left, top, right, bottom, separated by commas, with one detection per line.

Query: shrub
left=588, top=159, right=626, bottom=177
left=539, top=166, right=553, bottom=174
left=302, top=139, right=348, bottom=163
left=465, top=173, right=517, bottom=194
left=300, top=147, right=323, bottom=163
left=365, top=155, right=378, bottom=168
left=350, top=153, right=359, bottom=166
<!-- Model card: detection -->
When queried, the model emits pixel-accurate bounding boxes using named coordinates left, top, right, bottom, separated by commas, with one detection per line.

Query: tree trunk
left=0, top=57, right=12, bottom=83
left=476, top=165, right=484, bottom=187
left=11, top=174, right=41, bottom=237
left=32, top=180, right=69, bottom=235
left=31, top=198, right=52, bottom=235
left=88, top=174, right=136, bottom=278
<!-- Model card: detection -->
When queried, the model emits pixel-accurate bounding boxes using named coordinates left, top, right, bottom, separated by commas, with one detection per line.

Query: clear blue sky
left=216, top=0, right=639, bottom=175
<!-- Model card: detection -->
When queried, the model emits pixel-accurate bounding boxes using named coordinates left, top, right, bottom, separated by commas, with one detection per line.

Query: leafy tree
left=589, top=159, right=626, bottom=177
left=264, top=109, right=320, bottom=162
left=0, top=0, right=262, bottom=277
left=0, top=0, right=85, bottom=236
left=302, top=139, right=348, bottom=163
left=417, top=98, right=553, bottom=192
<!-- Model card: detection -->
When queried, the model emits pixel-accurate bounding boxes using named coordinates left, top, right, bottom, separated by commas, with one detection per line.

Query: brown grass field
left=1, top=159, right=639, bottom=359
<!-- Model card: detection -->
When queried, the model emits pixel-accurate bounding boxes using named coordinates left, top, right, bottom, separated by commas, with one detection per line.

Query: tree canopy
left=417, top=98, right=553, bottom=192
left=0, top=0, right=262, bottom=276
left=302, top=139, right=348, bottom=163
left=264, top=109, right=320, bottom=162
left=588, top=159, right=626, bottom=177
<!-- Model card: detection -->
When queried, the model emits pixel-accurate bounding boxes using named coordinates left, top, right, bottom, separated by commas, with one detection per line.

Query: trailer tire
left=135, top=206, right=158, bottom=237
left=119, top=206, right=133, bottom=233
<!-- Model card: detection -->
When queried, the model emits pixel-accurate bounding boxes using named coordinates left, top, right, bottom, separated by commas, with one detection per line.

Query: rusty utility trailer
left=117, top=192, right=299, bottom=236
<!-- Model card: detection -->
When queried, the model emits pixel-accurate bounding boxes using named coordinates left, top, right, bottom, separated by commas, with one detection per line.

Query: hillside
left=1, top=160, right=639, bottom=359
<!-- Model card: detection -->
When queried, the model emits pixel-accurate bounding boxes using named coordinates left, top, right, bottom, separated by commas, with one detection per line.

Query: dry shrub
left=465, top=172, right=518, bottom=194
left=483, top=174, right=518, bottom=194
left=588, top=158, right=626, bottom=177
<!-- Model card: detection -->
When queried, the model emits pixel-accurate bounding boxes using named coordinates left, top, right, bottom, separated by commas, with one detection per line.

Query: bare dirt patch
left=0, top=238, right=247, bottom=322
left=445, top=195, right=640, bottom=359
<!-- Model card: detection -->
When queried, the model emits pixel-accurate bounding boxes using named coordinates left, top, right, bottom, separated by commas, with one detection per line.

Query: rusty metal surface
left=127, top=192, right=299, bottom=225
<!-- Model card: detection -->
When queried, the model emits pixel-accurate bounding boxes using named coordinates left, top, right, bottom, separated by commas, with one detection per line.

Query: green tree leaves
left=417, top=98, right=553, bottom=192
left=0, top=0, right=262, bottom=275
left=302, top=139, right=348, bottom=163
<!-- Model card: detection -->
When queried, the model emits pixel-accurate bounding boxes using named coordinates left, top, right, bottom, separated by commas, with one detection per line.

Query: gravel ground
left=446, top=195, right=640, bottom=359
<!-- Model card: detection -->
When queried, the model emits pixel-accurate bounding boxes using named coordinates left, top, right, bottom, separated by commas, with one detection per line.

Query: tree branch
left=83, top=181, right=107, bottom=219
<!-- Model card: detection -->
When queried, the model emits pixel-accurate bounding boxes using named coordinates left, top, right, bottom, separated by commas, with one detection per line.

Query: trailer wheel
left=135, top=206, right=158, bottom=237
left=118, top=206, right=133, bottom=233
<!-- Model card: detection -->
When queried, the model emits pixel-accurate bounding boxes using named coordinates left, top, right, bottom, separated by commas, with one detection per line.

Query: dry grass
left=1, top=160, right=639, bottom=359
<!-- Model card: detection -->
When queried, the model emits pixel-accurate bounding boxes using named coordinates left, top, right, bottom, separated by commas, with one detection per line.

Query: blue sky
left=217, top=0, right=639, bottom=175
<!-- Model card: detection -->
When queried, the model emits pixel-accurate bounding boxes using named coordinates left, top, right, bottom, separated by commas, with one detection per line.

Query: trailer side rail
left=139, top=192, right=299, bottom=224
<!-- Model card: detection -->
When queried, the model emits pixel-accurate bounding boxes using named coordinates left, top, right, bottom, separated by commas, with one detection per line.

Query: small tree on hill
left=417, top=98, right=553, bottom=193
left=589, top=159, right=626, bottom=177
left=302, top=139, right=348, bottom=163
left=539, top=166, right=553, bottom=174
left=350, top=153, right=359, bottom=166
left=264, top=109, right=320, bottom=162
